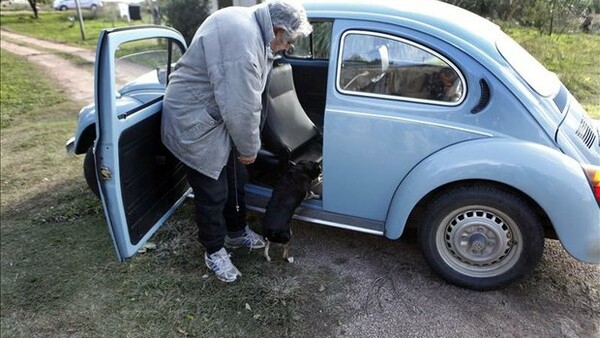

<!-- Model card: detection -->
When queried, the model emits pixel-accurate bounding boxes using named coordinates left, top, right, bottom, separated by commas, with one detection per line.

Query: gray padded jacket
left=161, top=3, right=274, bottom=179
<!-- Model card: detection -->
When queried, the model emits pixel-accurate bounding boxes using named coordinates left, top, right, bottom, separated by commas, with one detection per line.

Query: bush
left=163, top=0, right=211, bottom=45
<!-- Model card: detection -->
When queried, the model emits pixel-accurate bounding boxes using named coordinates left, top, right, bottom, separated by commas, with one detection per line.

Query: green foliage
left=0, top=51, right=70, bottom=129
left=163, top=0, right=211, bottom=45
left=521, top=0, right=592, bottom=35
left=443, top=0, right=596, bottom=35
left=508, top=26, right=600, bottom=117
left=0, top=11, right=143, bottom=48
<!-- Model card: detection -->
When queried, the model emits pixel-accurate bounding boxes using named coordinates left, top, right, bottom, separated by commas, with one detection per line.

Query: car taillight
left=583, top=164, right=600, bottom=206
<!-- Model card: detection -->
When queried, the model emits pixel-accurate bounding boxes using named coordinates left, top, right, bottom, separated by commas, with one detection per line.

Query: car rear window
left=496, top=32, right=559, bottom=97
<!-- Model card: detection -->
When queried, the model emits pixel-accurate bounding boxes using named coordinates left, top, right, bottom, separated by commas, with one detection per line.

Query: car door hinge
left=100, top=166, right=112, bottom=180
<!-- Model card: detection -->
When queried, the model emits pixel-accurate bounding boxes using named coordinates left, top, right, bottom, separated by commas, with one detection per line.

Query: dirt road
left=1, top=29, right=599, bottom=337
left=1, top=29, right=95, bottom=103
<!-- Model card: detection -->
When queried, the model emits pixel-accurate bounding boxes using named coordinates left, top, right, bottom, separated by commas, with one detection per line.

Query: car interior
left=108, top=51, right=328, bottom=243
left=249, top=61, right=324, bottom=199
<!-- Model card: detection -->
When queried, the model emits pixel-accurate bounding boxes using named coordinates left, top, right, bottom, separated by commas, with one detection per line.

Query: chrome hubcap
left=436, top=207, right=522, bottom=278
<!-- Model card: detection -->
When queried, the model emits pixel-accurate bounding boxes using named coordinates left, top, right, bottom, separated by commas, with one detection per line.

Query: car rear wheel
left=90, top=4, right=97, bottom=11
left=60, top=5, right=68, bottom=11
left=84, top=146, right=100, bottom=198
left=419, top=185, right=544, bottom=290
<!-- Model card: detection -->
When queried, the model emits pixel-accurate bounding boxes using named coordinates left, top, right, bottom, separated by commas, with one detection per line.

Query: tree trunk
left=548, top=0, right=556, bottom=36
left=27, top=0, right=38, bottom=19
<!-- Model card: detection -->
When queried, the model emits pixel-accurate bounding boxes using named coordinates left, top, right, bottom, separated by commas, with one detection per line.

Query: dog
left=263, top=160, right=321, bottom=262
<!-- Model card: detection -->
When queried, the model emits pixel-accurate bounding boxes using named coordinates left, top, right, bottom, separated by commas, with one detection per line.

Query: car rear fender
left=71, top=104, right=97, bottom=154
left=385, top=138, right=600, bottom=263
left=71, top=96, right=146, bottom=154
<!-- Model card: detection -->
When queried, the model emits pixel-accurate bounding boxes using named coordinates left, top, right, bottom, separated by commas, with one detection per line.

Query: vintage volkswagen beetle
left=66, top=0, right=600, bottom=290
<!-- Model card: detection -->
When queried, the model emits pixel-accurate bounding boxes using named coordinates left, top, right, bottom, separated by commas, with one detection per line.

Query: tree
left=27, top=0, right=39, bottom=18
left=163, top=0, right=211, bottom=45
left=443, top=0, right=595, bottom=35
left=520, top=0, right=593, bottom=35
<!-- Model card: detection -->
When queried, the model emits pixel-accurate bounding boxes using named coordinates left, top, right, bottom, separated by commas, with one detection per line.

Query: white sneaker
left=224, top=226, right=266, bottom=250
left=204, top=248, right=241, bottom=283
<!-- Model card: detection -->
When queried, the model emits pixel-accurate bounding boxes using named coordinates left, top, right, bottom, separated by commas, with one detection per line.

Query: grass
left=507, top=27, right=600, bottom=118
left=0, top=50, right=351, bottom=336
left=0, top=9, right=146, bottom=49
left=0, top=51, right=71, bottom=129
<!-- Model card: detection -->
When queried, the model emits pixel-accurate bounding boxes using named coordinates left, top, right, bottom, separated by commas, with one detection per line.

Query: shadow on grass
left=2, top=175, right=599, bottom=337
left=0, top=178, right=356, bottom=337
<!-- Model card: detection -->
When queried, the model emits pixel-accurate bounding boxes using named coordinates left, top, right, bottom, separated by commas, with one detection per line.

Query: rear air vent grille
left=471, top=79, right=490, bottom=114
left=575, top=119, right=597, bottom=148
left=553, top=85, right=568, bottom=113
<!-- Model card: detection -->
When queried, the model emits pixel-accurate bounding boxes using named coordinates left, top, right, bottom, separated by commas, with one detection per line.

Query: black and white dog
left=263, top=160, right=321, bottom=262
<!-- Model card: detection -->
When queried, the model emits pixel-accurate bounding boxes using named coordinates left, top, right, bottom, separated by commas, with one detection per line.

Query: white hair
left=267, top=0, right=312, bottom=40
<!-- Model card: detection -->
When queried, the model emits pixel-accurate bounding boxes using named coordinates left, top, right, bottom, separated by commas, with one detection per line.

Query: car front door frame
left=94, top=26, right=188, bottom=261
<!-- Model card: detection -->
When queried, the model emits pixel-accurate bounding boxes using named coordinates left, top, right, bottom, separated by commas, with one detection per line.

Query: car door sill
left=244, top=185, right=385, bottom=236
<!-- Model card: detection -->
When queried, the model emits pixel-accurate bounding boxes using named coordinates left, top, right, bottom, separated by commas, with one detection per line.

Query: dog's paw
left=264, top=241, right=271, bottom=262
left=305, top=191, right=320, bottom=200
left=285, top=256, right=294, bottom=263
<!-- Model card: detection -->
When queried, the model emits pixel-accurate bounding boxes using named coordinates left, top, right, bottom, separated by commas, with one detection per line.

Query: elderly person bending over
left=161, top=0, right=312, bottom=283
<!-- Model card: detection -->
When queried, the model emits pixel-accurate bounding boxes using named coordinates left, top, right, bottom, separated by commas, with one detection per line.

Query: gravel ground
left=2, top=28, right=598, bottom=337
left=289, top=222, right=600, bottom=337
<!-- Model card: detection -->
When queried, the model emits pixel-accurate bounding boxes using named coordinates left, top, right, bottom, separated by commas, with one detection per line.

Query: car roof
left=301, top=0, right=501, bottom=55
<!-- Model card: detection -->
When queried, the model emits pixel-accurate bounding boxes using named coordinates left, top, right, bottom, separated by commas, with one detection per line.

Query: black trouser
left=185, top=152, right=248, bottom=255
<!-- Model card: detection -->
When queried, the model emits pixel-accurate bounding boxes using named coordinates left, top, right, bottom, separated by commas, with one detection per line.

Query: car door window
left=115, top=38, right=184, bottom=89
left=288, top=21, right=333, bottom=59
left=337, top=31, right=465, bottom=105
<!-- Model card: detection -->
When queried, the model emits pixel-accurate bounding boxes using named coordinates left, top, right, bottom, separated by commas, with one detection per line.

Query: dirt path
left=1, top=29, right=95, bottom=103
left=1, top=30, right=599, bottom=337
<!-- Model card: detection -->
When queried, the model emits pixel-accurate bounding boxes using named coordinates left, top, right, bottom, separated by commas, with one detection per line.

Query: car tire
left=90, top=4, right=97, bottom=11
left=60, top=5, right=68, bottom=11
left=419, top=185, right=544, bottom=291
left=84, top=147, right=100, bottom=198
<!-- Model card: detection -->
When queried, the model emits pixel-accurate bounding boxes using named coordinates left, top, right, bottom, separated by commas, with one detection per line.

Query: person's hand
left=237, top=155, right=256, bottom=165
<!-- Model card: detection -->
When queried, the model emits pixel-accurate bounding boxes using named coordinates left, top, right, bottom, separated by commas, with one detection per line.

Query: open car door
left=94, top=26, right=189, bottom=261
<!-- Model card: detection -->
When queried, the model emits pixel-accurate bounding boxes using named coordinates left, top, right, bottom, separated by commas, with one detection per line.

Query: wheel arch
left=384, top=138, right=600, bottom=263
left=75, top=124, right=96, bottom=154
left=405, top=179, right=554, bottom=237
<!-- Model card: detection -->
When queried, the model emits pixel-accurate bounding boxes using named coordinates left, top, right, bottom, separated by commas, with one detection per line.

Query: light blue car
left=66, top=0, right=600, bottom=290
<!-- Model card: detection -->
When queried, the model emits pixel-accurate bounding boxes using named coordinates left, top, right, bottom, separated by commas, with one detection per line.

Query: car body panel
left=384, top=138, right=600, bottom=263
left=302, top=0, right=572, bottom=159
left=555, top=93, right=600, bottom=163
left=66, top=76, right=166, bottom=155
left=322, top=106, right=490, bottom=220
left=320, top=17, right=555, bottom=221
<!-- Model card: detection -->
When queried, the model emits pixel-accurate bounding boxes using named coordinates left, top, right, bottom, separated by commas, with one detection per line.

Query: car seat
left=259, top=62, right=323, bottom=174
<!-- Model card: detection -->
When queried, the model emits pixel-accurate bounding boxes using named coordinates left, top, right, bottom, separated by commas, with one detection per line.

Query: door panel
left=322, top=20, right=483, bottom=221
left=118, top=112, right=188, bottom=245
left=94, top=26, right=188, bottom=261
